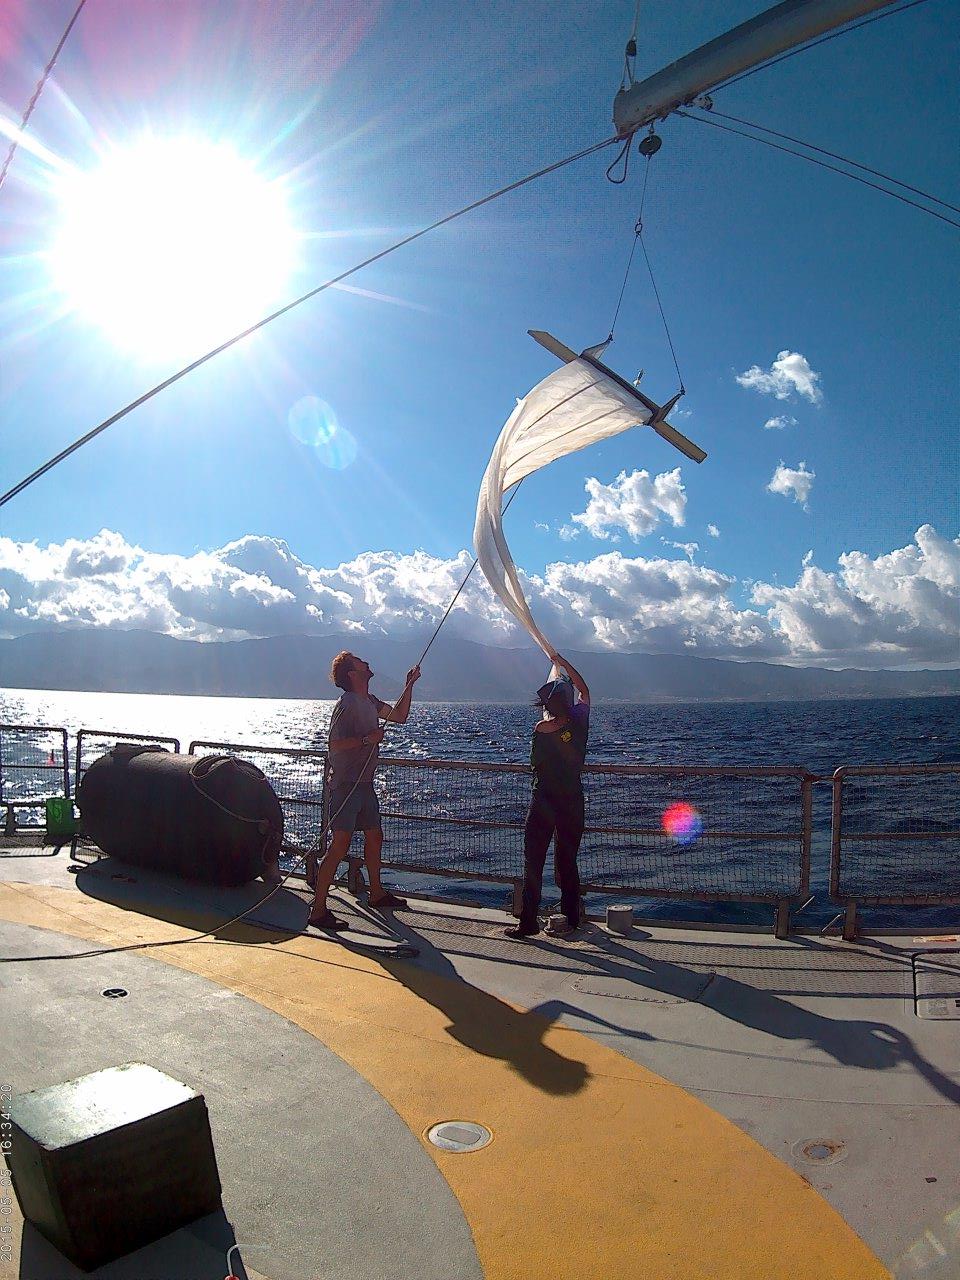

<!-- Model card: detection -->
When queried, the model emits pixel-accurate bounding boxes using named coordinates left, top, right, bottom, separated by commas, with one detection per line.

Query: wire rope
left=712, top=0, right=934, bottom=94
left=0, top=133, right=617, bottom=511
left=637, top=226, right=685, bottom=393
left=610, top=148, right=685, bottom=391
left=606, top=156, right=652, bottom=338
left=704, top=106, right=960, bottom=216
left=678, top=108, right=960, bottom=230
left=0, top=0, right=89, bottom=195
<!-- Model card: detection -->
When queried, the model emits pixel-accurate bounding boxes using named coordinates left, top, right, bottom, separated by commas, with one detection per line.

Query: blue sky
left=0, top=0, right=957, bottom=667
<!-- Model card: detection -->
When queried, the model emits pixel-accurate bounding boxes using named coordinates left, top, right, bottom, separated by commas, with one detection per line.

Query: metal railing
left=0, top=718, right=956, bottom=938
left=75, top=729, right=180, bottom=787
left=373, top=758, right=812, bottom=937
left=189, top=740, right=327, bottom=858
left=830, top=764, right=960, bottom=938
left=0, top=724, right=70, bottom=831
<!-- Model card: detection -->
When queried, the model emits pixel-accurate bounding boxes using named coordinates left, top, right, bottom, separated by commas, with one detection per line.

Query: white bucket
left=606, top=905, right=634, bottom=934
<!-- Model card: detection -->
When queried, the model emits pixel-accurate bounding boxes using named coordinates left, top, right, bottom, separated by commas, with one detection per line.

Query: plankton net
left=474, top=332, right=706, bottom=659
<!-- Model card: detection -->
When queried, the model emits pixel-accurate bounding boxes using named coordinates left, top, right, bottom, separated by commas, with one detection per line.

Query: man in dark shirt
left=308, top=651, right=420, bottom=930
left=506, top=654, right=590, bottom=939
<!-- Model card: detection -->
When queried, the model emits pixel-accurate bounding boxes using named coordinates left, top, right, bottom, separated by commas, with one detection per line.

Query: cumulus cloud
left=802, top=549, right=814, bottom=567
left=752, top=525, right=960, bottom=667
left=736, top=351, right=822, bottom=404
left=570, top=468, right=686, bottom=541
left=707, top=524, right=720, bottom=539
left=662, top=539, right=699, bottom=562
left=763, top=415, right=797, bottom=431
left=0, top=525, right=955, bottom=669
left=768, top=461, right=815, bottom=508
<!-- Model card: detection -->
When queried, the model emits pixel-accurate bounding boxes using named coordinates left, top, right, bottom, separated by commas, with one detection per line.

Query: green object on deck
left=45, top=795, right=78, bottom=837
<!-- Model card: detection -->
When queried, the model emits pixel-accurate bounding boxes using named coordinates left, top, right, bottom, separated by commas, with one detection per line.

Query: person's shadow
left=529, top=927, right=960, bottom=1106
left=377, top=909, right=960, bottom=1108
left=373, top=908, right=675, bottom=1097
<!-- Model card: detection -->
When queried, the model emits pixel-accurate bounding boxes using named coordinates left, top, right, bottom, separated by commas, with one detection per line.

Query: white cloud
left=707, top=524, right=720, bottom=539
left=557, top=524, right=579, bottom=542
left=0, top=525, right=955, bottom=669
left=534, top=521, right=549, bottom=532
left=736, top=351, right=823, bottom=404
left=571, top=468, right=686, bottom=541
left=802, top=549, right=814, bottom=567
left=752, top=525, right=960, bottom=667
left=763, top=415, right=797, bottom=430
left=662, top=539, right=699, bottom=562
left=767, top=460, right=815, bottom=508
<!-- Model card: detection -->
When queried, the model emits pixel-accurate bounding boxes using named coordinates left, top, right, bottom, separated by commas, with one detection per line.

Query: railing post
left=774, top=899, right=790, bottom=939
left=4, top=805, right=15, bottom=836
left=843, top=899, right=858, bottom=941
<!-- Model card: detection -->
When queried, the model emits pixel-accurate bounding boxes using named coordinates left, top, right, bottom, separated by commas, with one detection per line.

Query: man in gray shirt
left=308, top=650, right=421, bottom=930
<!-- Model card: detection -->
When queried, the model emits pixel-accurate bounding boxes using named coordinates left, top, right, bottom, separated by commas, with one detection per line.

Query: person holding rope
left=506, top=654, right=590, bottom=940
left=308, top=652, right=420, bottom=931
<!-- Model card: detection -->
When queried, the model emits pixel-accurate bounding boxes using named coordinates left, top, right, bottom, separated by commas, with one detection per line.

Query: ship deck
left=1, top=839, right=958, bottom=1280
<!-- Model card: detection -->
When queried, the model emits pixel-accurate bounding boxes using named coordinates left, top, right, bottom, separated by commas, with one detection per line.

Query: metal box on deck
left=3, top=1062, right=222, bottom=1271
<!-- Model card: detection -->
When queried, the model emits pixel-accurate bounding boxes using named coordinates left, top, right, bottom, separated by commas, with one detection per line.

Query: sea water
left=1, top=687, right=957, bottom=928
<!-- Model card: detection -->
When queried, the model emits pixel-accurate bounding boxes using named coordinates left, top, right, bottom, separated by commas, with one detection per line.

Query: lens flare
left=661, top=802, right=703, bottom=845
left=288, top=396, right=358, bottom=469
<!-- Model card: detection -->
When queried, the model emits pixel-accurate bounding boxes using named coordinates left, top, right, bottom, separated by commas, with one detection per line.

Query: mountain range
left=0, top=629, right=957, bottom=702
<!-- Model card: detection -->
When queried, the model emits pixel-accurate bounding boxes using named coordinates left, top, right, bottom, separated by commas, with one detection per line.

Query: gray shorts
left=329, top=781, right=381, bottom=833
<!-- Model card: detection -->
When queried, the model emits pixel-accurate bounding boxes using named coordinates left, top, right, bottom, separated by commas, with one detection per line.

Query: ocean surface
left=1, top=687, right=957, bottom=930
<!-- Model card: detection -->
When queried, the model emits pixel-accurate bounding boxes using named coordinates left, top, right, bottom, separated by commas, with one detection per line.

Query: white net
left=474, top=358, right=648, bottom=656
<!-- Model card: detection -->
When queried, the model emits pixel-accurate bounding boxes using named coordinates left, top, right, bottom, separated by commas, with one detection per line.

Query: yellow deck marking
left=0, top=884, right=891, bottom=1280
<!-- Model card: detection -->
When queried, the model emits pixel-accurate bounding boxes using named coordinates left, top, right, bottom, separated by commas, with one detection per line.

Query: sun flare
left=49, top=137, right=296, bottom=361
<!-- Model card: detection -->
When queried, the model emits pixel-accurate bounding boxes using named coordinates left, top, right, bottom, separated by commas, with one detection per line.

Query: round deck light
left=427, top=1121, right=492, bottom=1152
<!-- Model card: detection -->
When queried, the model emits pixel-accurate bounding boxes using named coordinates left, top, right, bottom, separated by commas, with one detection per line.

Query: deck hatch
left=913, top=951, right=960, bottom=1019
left=572, top=972, right=716, bottom=1004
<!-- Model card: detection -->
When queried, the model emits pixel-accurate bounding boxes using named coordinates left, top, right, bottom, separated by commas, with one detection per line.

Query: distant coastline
left=0, top=629, right=956, bottom=704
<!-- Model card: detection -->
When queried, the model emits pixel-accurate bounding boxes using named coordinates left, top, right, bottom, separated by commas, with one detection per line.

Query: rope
left=0, top=133, right=618, bottom=510
left=678, top=108, right=960, bottom=231
left=0, top=0, right=90, bottom=196
left=621, top=0, right=642, bottom=89
left=712, top=0, right=934, bottom=94
left=605, top=133, right=633, bottom=184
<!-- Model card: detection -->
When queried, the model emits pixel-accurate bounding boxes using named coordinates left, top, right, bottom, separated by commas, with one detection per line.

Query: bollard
left=606, top=905, right=634, bottom=935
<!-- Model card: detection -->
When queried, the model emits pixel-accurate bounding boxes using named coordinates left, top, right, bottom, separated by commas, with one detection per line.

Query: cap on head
left=537, top=675, right=574, bottom=714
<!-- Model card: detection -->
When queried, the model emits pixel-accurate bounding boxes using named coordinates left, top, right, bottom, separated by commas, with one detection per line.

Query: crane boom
left=613, top=0, right=900, bottom=137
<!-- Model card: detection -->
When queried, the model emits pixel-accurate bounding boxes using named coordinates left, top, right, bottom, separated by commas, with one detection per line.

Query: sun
left=48, top=137, right=297, bottom=361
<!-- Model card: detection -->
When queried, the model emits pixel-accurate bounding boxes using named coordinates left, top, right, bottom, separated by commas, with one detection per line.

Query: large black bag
left=77, top=744, right=284, bottom=886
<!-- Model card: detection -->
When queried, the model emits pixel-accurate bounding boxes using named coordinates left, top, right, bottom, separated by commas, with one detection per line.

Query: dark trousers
left=519, top=787, right=584, bottom=928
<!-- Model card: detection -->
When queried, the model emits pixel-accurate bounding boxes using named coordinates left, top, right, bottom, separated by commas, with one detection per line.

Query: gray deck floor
left=1, top=841, right=958, bottom=1279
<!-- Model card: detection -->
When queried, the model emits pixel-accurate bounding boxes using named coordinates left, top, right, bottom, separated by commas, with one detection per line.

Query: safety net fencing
left=373, top=758, right=812, bottom=904
left=0, top=724, right=70, bottom=829
left=831, top=764, right=960, bottom=905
